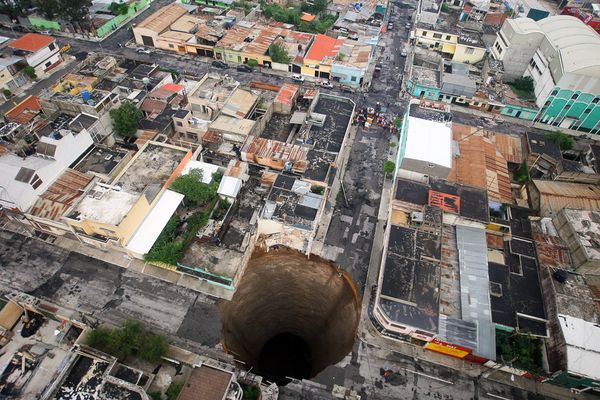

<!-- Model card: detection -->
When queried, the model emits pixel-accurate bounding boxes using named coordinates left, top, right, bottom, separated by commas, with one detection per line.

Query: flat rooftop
left=378, top=224, right=442, bottom=333
left=73, top=146, right=128, bottom=177
left=304, top=95, right=354, bottom=183
left=69, top=143, right=188, bottom=225
left=393, top=178, right=489, bottom=223
left=488, top=238, right=547, bottom=336
left=560, top=209, right=600, bottom=262
left=262, top=175, right=324, bottom=230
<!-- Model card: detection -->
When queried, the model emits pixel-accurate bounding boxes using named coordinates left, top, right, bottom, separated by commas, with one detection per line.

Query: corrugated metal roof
left=136, top=2, right=188, bottom=33
left=533, top=180, right=600, bottom=215
left=456, top=225, right=496, bottom=360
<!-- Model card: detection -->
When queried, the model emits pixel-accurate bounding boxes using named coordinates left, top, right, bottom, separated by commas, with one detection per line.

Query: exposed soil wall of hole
left=220, top=247, right=360, bottom=384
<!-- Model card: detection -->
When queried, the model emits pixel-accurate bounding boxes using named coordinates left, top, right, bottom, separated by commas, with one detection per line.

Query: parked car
left=292, top=73, right=305, bottom=82
left=401, top=49, right=407, bottom=57
left=39, top=30, right=51, bottom=35
left=236, top=64, right=253, bottom=72
left=405, top=23, right=411, bottom=29
left=319, top=80, right=333, bottom=88
left=387, top=23, right=394, bottom=30
left=136, top=47, right=152, bottom=54
left=212, top=60, right=228, bottom=69
left=340, top=85, right=356, bottom=93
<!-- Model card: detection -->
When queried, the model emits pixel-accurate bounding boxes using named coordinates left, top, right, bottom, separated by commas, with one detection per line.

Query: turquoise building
left=534, top=88, right=600, bottom=134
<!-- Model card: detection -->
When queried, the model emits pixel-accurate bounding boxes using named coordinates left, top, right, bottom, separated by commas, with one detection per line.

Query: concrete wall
left=452, top=43, right=486, bottom=64
left=492, top=21, right=543, bottom=81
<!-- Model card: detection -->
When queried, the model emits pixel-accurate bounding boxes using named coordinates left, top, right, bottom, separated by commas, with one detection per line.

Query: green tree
left=109, top=1, right=128, bottom=15
left=514, top=161, right=530, bottom=184
left=383, top=160, right=396, bottom=176
left=57, top=0, right=92, bottom=23
left=36, top=0, right=59, bottom=19
left=110, top=101, right=142, bottom=138
left=139, top=333, right=169, bottom=363
left=247, top=59, right=258, bottom=68
left=170, top=169, right=215, bottom=206
left=106, top=320, right=143, bottom=359
left=23, top=66, right=37, bottom=80
left=3, top=89, right=12, bottom=98
left=269, top=42, right=289, bottom=64
left=545, top=131, right=574, bottom=151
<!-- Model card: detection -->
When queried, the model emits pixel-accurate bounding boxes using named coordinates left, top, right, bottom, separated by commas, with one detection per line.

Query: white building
left=557, top=314, right=600, bottom=383
left=396, top=101, right=453, bottom=181
left=8, top=33, right=62, bottom=76
left=0, top=130, right=94, bottom=213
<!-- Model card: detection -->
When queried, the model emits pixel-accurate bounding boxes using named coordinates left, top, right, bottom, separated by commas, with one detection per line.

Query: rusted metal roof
left=533, top=180, right=600, bottom=213
left=241, top=136, right=308, bottom=173
left=29, top=169, right=93, bottom=220
left=136, top=2, right=188, bottom=33
left=275, top=83, right=299, bottom=106
left=216, top=24, right=291, bottom=57
left=449, top=124, right=512, bottom=203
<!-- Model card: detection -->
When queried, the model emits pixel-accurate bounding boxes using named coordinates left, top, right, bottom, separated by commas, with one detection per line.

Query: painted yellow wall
left=452, top=44, right=486, bottom=64
left=116, top=195, right=152, bottom=244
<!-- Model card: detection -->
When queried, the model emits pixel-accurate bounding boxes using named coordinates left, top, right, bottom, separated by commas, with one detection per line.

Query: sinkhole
left=220, top=247, right=361, bottom=386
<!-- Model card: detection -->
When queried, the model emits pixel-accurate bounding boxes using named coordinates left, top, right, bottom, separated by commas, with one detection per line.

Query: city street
left=0, top=2, right=591, bottom=399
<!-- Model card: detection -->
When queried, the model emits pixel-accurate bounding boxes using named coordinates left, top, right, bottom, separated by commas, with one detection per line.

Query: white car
left=319, top=80, right=334, bottom=88
left=136, top=47, right=152, bottom=54
left=401, top=49, right=407, bottom=57
left=292, top=74, right=305, bottom=82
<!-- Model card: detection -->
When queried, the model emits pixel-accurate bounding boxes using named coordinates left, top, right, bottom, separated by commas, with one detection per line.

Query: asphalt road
left=0, top=2, right=581, bottom=399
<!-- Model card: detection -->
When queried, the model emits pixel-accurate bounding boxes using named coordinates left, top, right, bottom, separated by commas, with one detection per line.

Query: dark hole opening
left=258, top=332, right=311, bottom=386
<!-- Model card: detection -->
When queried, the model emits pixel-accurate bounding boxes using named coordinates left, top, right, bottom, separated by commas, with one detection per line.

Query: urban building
left=525, top=180, right=600, bottom=217
left=414, top=6, right=487, bottom=65
left=554, top=208, right=600, bottom=275
left=491, top=16, right=600, bottom=133
left=7, top=33, right=62, bottom=76
left=302, top=34, right=345, bottom=80
left=396, top=100, right=453, bottom=181
left=63, top=141, right=192, bottom=251
left=0, top=57, right=27, bottom=96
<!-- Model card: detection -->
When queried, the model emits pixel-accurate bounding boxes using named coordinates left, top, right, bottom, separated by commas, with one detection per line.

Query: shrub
left=23, top=66, right=37, bottom=79
left=510, top=76, right=534, bottom=93
left=514, top=161, right=530, bottom=184
left=247, top=59, right=258, bottom=68
left=166, top=383, right=183, bottom=400
left=85, top=320, right=168, bottom=363
left=311, top=185, right=325, bottom=195
left=3, top=89, right=12, bottom=97
left=383, top=160, right=396, bottom=175
left=544, top=131, right=574, bottom=151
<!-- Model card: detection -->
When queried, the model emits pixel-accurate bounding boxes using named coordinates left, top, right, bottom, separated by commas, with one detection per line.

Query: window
left=564, top=104, right=571, bottom=110
left=465, top=47, right=474, bottom=55
left=350, top=76, right=356, bottom=82
left=187, top=132, right=198, bottom=141
left=48, top=43, right=56, bottom=51
left=433, top=33, right=442, bottom=39
left=45, top=61, right=51, bottom=67
left=571, top=93, right=579, bottom=100
left=176, top=121, right=183, bottom=127
left=494, top=42, right=503, bottom=54
left=498, top=31, right=509, bottom=48
left=544, top=101, right=550, bottom=107
left=551, top=89, right=558, bottom=96
left=420, top=31, right=427, bottom=37
left=584, top=108, right=591, bottom=114
left=446, top=35, right=452, bottom=40
left=593, top=97, right=599, bottom=104
left=169, top=44, right=174, bottom=48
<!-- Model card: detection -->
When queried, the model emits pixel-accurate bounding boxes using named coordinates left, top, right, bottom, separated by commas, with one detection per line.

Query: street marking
left=485, top=393, right=511, bottom=400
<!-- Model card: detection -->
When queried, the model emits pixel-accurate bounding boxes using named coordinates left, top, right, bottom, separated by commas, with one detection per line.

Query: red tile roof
left=5, top=95, right=42, bottom=124
left=161, top=83, right=184, bottom=92
left=305, top=34, right=344, bottom=62
left=9, top=33, right=55, bottom=52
